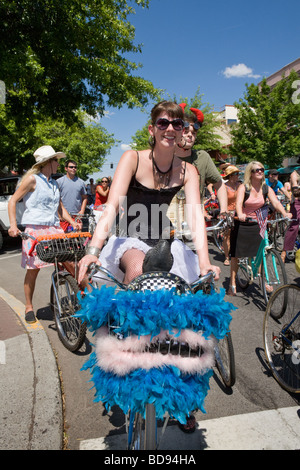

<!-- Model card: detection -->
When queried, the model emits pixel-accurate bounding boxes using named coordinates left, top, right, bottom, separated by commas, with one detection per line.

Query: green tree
left=33, top=112, right=117, bottom=180
left=230, top=70, right=300, bottom=168
left=0, top=0, right=160, bottom=171
left=0, top=0, right=158, bottom=122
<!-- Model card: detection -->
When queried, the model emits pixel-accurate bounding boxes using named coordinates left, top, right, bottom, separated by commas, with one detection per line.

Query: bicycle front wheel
left=214, top=332, right=236, bottom=388
left=128, top=404, right=157, bottom=450
left=261, top=248, right=287, bottom=305
left=263, top=284, right=300, bottom=393
left=51, top=273, right=87, bottom=352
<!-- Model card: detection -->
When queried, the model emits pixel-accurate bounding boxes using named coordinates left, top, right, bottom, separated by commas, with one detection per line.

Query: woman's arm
left=267, top=187, right=291, bottom=218
left=78, top=150, right=137, bottom=282
left=184, top=163, right=220, bottom=279
left=96, top=185, right=109, bottom=197
left=8, top=175, right=36, bottom=236
left=58, top=201, right=81, bottom=230
left=235, top=184, right=246, bottom=221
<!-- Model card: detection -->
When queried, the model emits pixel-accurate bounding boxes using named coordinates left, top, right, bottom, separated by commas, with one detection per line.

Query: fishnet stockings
left=120, top=248, right=145, bottom=284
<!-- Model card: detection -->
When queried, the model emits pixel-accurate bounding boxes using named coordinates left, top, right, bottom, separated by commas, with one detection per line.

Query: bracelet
left=85, top=245, right=101, bottom=258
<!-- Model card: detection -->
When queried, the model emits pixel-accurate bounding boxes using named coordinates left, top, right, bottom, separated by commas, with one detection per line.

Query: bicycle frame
left=240, top=228, right=280, bottom=285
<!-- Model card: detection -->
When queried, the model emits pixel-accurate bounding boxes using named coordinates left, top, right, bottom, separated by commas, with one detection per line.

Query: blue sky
left=92, top=0, right=300, bottom=180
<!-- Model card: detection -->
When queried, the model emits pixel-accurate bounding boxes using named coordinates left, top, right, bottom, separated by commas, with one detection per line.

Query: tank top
left=226, top=184, right=238, bottom=211
left=21, top=173, right=60, bottom=226
left=243, top=192, right=265, bottom=220
left=118, top=153, right=186, bottom=246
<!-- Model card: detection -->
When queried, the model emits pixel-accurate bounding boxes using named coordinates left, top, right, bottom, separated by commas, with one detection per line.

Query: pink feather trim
left=95, top=327, right=216, bottom=376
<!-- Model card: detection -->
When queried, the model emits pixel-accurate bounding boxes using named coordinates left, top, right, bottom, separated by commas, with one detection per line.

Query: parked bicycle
left=236, top=217, right=289, bottom=305
left=78, top=264, right=235, bottom=450
left=263, top=282, right=300, bottom=393
left=20, top=231, right=91, bottom=351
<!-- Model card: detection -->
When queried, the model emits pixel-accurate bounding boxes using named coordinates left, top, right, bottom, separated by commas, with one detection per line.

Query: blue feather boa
left=77, top=285, right=236, bottom=422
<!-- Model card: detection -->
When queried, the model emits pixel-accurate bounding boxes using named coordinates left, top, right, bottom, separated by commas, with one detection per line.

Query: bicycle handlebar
left=206, top=218, right=227, bottom=232
left=87, top=263, right=215, bottom=293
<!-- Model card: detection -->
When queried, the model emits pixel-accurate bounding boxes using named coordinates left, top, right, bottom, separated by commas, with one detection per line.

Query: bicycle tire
left=274, top=220, right=289, bottom=252
left=236, top=258, right=251, bottom=290
left=128, top=404, right=157, bottom=450
left=261, top=248, right=287, bottom=305
left=51, top=273, right=87, bottom=352
left=214, top=332, right=236, bottom=388
left=263, top=284, right=300, bottom=393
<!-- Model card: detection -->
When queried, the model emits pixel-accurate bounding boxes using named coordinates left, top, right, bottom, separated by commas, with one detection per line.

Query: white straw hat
left=32, top=145, right=66, bottom=168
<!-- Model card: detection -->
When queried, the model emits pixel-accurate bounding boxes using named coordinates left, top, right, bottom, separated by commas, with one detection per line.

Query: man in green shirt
left=176, top=105, right=228, bottom=214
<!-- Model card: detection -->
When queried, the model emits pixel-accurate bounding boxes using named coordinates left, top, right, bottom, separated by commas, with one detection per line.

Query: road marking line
left=79, top=406, right=300, bottom=450
left=0, top=252, right=21, bottom=260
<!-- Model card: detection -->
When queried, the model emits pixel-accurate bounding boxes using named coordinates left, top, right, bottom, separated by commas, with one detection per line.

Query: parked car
left=0, top=173, right=63, bottom=250
left=0, top=176, right=24, bottom=250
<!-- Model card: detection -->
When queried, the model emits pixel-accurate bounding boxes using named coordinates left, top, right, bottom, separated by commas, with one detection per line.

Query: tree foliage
left=230, top=70, right=300, bottom=168
left=0, top=0, right=158, bottom=122
left=0, top=0, right=160, bottom=173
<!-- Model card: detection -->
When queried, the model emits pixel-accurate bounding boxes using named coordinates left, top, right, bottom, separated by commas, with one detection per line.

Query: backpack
left=243, top=183, right=269, bottom=206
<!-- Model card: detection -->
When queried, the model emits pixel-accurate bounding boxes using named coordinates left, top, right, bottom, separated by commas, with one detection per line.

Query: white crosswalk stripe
left=79, top=406, right=300, bottom=450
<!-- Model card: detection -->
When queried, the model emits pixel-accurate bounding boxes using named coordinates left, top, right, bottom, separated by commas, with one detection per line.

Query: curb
left=0, top=287, right=63, bottom=450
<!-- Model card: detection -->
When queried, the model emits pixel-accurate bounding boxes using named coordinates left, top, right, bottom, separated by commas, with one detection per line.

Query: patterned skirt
left=21, top=224, right=64, bottom=269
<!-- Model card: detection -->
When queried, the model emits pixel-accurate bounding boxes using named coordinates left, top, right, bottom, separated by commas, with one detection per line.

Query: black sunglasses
left=184, top=121, right=201, bottom=130
left=155, top=118, right=184, bottom=131
left=68, top=165, right=77, bottom=169
left=251, top=168, right=264, bottom=174
left=101, top=180, right=108, bottom=183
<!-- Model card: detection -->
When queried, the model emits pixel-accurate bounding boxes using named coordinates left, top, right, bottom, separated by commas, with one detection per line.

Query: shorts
left=21, top=224, right=65, bottom=269
left=94, top=235, right=201, bottom=284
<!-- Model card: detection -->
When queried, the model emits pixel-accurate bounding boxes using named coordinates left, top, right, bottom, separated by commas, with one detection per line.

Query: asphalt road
left=1, top=235, right=300, bottom=450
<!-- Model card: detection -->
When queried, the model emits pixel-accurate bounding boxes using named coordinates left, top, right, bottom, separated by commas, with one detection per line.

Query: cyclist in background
left=175, top=103, right=228, bottom=215
left=57, top=160, right=87, bottom=232
left=281, top=169, right=300, bottom=263
left=228, top=161, right=291, bottom=296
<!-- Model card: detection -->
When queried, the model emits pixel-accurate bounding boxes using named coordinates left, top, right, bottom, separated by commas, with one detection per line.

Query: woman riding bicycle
left=228, top=161, right=291, bottom=296
left=78, top=101, right=220, bottom=285
left=8, top=145, right=80, bottom=323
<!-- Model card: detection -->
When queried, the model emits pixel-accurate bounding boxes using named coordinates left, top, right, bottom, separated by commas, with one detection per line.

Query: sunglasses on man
left=184, top=121, right=201, bottom=131
left=155, top=118, right=184, bottom=131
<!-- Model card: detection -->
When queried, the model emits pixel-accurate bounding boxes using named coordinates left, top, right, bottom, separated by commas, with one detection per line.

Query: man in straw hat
left=8, top=145, right=80, bottom=323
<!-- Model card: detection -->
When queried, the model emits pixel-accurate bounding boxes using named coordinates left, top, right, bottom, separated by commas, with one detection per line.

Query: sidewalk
left=0, top=288, right=63, bottom=450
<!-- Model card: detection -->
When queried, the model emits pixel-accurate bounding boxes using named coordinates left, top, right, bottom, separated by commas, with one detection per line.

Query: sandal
left=227, top=285, right=237, bottom=296
left=224, top=258, right=230, bottom=266
left=178, top=415, right=196, bottom=434
left=25, top=311, right=36, bottom=324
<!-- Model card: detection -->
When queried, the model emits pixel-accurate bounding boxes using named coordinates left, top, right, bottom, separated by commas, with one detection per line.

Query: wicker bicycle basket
left=35, top=232, right=91, bottom=263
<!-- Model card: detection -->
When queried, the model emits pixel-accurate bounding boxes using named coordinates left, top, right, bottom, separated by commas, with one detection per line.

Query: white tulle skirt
left=94, top=235, right=200, bottom=284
